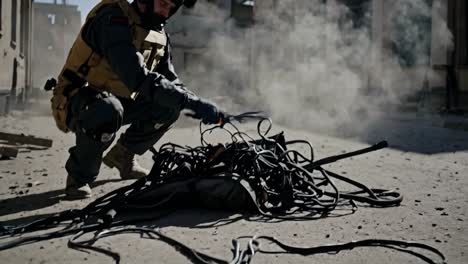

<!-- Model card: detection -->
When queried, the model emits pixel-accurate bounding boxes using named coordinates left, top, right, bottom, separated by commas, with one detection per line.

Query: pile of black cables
left=148, top=118, right=403, bottom=217
left=0, top=118, right=445, bottom=264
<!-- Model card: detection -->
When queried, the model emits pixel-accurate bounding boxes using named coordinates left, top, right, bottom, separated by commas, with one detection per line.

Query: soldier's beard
left=148, top=15, right=166, bottom=30
left=132, top=1, right=166, bottom=31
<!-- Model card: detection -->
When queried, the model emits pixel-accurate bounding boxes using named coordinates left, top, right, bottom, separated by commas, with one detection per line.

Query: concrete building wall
left=0, top=0, right=33, bottom=114
left=447, top=0, right=468, bottom=96
left=32, top=2, right=81, bottom=93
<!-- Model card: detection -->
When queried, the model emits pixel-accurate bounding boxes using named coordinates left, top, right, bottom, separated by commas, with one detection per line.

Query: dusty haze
left=32, top=0, right=453, bottom=135
left=179, top=0, right=453, bottom=135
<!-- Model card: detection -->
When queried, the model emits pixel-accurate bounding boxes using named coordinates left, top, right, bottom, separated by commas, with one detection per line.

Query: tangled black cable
left=0, top=117, right=445, bottom=264
left=67, top=229, right=446, bottom=264
left=146, top=118, right=402, bottom=217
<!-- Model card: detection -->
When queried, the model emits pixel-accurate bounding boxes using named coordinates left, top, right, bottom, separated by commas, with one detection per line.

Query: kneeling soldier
left=51, top=0, right=222, bottom=199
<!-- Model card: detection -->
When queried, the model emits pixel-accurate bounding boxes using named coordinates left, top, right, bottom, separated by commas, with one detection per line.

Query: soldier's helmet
left=136, top=0, right=197, bottom=29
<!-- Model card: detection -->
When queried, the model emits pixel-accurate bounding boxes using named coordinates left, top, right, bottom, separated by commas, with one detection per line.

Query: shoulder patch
left=109, top=16, right=129, bottom=25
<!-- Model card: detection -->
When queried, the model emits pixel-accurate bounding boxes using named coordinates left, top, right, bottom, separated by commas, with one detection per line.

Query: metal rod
left=306, top=141, right=388, bottom=170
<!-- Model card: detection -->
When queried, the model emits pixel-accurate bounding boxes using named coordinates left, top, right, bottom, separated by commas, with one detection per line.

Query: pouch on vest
left=50, top=70, right=87, bottom=133
left=51, top=91, right=70, bottom=133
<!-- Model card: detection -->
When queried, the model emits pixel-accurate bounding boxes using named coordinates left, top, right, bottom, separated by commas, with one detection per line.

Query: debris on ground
left=26, top=181, right=44, bottom=188
left=0, top=145, right=18, bottom=158
left=0, top=131, right=53, bottom=148
left=0, top=131, right=53, bottom=159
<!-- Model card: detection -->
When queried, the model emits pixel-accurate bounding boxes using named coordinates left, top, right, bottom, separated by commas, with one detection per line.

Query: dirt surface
left=0, top=105, right=467, bottom=264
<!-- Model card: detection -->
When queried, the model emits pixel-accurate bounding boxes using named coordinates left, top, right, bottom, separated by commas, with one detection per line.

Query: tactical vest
left=52, top=0, right=167, bottom=132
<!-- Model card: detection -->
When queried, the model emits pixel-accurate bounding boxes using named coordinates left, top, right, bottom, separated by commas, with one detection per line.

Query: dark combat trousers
left=65, top=87, right=180, bottom=184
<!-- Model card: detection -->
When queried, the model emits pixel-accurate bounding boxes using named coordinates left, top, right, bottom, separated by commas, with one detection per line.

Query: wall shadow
left=342, top=116, right=468, bottom=154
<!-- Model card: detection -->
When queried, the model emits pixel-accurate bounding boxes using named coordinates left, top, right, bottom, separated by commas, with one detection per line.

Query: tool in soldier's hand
left=219, top=111, right=268, bottom=126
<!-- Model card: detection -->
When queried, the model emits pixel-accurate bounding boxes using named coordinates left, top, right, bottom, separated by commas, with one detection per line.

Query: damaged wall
left=32, top=2, right=81, bottom=93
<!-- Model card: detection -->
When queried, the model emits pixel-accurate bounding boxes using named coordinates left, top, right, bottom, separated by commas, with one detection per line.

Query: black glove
left=185, top=96, right=224, bottom=125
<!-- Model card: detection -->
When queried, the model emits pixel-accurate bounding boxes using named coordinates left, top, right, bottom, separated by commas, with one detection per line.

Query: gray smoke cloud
left=29, top=0, right=453, bottom=135
left=175, top=0, right=453, bottom=135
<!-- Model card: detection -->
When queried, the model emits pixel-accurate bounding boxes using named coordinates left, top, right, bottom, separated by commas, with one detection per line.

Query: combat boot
left=65, top=176, right=92, bottom=199
left=103, top=140, right=149, bottom=179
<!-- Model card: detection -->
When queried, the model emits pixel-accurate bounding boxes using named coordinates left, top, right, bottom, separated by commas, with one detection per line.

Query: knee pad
left=77, top=96, right=124, bottom=142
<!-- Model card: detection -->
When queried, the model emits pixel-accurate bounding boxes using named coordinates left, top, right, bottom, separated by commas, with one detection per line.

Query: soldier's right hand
left=185, top=97, right=224, bottom=125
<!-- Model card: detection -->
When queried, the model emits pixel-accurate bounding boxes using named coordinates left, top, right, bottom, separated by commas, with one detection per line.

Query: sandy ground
left=0, top=102, right=467, bottom=264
